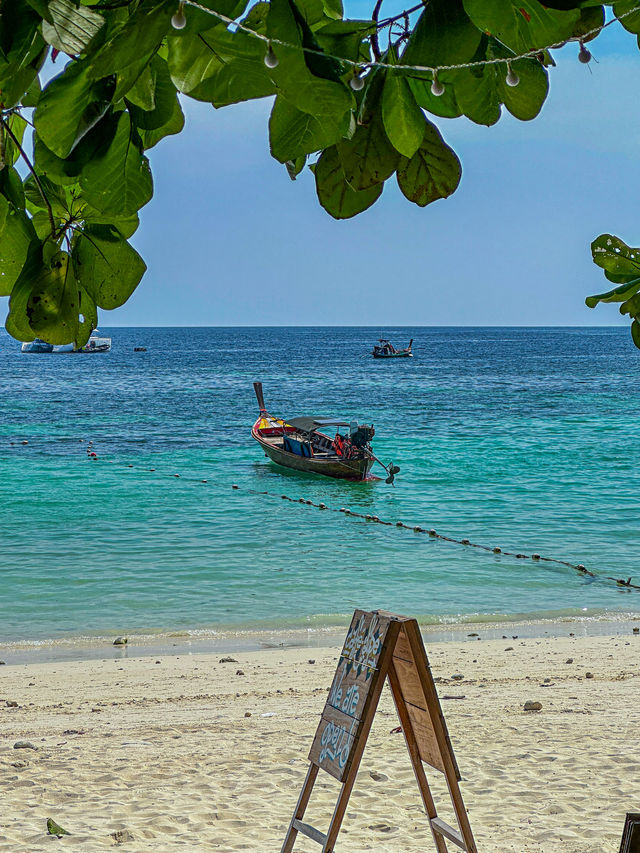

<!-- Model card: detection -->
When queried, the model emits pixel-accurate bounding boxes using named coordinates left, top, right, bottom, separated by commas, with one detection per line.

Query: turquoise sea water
left=2, top=326, right=640, bottom=648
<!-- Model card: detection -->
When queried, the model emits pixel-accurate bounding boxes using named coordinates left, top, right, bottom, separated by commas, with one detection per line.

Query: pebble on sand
left=14, top=740, right=38, bottom=750
left=219, top=656, right=238, bottom=663
left=585, top=672, right=594, bottom=678
left=111, top=829, right=134, bottom=844
left=523, top=701, right=543, bottom=712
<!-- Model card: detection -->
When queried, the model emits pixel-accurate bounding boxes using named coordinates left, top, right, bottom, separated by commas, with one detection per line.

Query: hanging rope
left=79, top=439, right=640, bottom=592
left=182, top=0, right=640, bottom=78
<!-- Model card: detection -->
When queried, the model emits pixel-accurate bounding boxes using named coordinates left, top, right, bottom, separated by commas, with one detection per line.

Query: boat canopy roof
left=288, top=416, right=350, bottom=433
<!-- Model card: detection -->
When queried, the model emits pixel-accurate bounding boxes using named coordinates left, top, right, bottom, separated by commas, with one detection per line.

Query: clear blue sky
left=9, top=12, right=640, bottom=328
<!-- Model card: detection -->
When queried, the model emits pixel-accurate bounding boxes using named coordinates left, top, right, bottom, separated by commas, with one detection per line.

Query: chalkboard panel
left=620, top=813, right=640, bottom=853
left=310, top=610, right=393, bottom=781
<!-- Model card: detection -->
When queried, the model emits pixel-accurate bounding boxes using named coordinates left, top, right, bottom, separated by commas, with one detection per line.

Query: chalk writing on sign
left=318, top=717, right=358, bottom=771
left=342, top=612, right=383, bottom=674
left=328, top=665, right=360, bottom=716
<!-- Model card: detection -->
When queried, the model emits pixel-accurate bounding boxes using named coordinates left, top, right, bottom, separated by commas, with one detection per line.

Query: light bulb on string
left=350, top=69, right=365, bottom=91
left=578, top=41, right=591, bottom=63
left=505, top=62, right=519, bottom=87
left=264, top=43, right=279, bottom=68
left=430, top=71, right=444, bottom=97
left=171, top=2, right=186, bottom=29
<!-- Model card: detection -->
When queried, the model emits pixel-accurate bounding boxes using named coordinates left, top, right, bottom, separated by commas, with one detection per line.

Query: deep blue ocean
left=2, top=326, right=640, bottom=648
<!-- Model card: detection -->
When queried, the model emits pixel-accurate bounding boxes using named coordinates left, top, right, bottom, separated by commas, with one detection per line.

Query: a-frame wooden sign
left=281, top=609, right=477, bottom=853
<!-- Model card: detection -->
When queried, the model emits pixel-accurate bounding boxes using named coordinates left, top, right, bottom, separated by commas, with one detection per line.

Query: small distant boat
left=21, top=339, right=53, bottom=353
left=76, top=330, right=111, bottom=353
left=21, top=330, right=111, bottom=354
left=251, top=382, right=399, bottom=483
left=134, top=347, right=147, bottom=352
left=372, top=338, right=413, bottom=358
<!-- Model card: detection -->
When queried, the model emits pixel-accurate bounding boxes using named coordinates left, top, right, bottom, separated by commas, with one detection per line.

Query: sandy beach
left=1, top=630, right=639, bottom=852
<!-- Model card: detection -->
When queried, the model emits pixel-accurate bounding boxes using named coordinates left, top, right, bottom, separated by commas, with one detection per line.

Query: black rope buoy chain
left=77, top=443, right=639, bottom=592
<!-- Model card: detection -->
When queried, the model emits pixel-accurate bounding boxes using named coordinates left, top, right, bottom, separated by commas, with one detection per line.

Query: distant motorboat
left=372, top=338, right=413, bottom=358
left=20, top=330, right=111, bottom=353
left=21, top=339, right=54, bottom=353
left=76, top=331, right=111, bottom=353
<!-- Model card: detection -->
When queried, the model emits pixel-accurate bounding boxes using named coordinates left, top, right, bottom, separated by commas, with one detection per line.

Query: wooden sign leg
left=281, top=763, right=319, bottom=853
left=387, top=661, right=450, bottom=853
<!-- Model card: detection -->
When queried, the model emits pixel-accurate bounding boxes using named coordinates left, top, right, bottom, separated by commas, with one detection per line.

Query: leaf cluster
left=0, top=0, right=637, bottom=345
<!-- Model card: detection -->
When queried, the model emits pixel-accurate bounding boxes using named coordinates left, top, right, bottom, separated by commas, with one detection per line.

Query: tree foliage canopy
left=0, top=0, right=639, bottom=346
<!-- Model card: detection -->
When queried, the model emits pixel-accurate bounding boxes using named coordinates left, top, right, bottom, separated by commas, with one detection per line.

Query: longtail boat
left=372, top=338, right=413, bottom=358
left=251, top=382, right=399, bottom=483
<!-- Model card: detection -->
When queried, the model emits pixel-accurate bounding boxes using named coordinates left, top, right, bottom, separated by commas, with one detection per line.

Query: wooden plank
left=393, top=654, right=429, bottom=710
left=308, top=704, right=361, bottom=782
left=386, top=660, right=449, bottom=853
left=431, top=817, right=466, bottom=850
left=281, top=764, right=319, bottom=853
left=404, top=620, right=477, bottom=853
left=392, top=625, right=414, bottom=663
left=404, top=701, right=446, bottom=773
left=291, top=820, right=327, bottom=846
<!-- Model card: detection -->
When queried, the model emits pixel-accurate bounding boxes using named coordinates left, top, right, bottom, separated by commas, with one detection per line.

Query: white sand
left=1, top=632, right=639, bottom=852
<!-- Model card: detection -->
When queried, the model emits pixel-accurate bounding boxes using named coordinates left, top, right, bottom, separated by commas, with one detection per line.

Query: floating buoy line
left=69, top=439, right=639, bottom=592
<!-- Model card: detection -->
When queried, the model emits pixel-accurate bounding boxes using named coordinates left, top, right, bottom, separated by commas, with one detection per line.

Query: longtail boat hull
left=252, top=425, right=374, bottom=481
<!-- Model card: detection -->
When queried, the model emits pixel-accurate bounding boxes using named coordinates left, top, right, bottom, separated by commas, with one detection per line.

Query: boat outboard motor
left=350, top=424, right=375, bottom=449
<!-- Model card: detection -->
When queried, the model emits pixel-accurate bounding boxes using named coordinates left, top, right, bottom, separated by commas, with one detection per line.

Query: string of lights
left=178, top=0, right=640, bottom=94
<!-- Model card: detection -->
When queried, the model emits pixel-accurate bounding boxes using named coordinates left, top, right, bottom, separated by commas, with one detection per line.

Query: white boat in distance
left=21, top=331, right=111, bottom=353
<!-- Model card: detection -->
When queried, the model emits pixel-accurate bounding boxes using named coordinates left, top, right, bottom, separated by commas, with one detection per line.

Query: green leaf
left=88, top=0, right=174, bottom=79
left=80, top=112, right=153, bottom=217
left=337, top=109, right=399, bottom=190
left=269, top=95, right=351, bottom=162
left=287, top=0, right=345, bottom=81
left=5, top=238, right=42, bottom=340
left=27, top=251, right=80, bottom=344
left=0, top=195, right=37, bottom=296
left=76, top=284, right=98, bottom=347
left=448, top=37, right=548, bottom=126
left=73, top=224, right=146, bottom=309
left=286, top=155, right=306, bottom=179
left=266, top=0, right=352, bottom=118
left=22, top=74, right=42, bottom=107
left=0, top=165, right=26, bottom=210
left=396, top=119, right=461, bottom=207
left=632, top=319, right=640, bottom=349
left=128, top=57, right=182, bottom=131
left=176, top=27, right=276, bottom=106
left=315, top=145, right=382, bottom=219
left=315, top=19, right=375, bottom=62
left=2, top=114, right=28, bottom=167
left=125, top=62, right=157, bottom=111
left=407, top=77, right=462, bottom=119
left=402, top=0, right=482, bottom=67
left=591, top=234, right=640, bottom=280
left=41, top=0, right=105, bottom=55
left=34, top=60, right=114, bottom=158
left=382, top=71, right=426, bottom=158
left=168, top=28, right=224, bottom=96
left=80, top=205, right=139, bottom=239
left=614, top=1, right=640, bottom=34
left=0, top=2, right=47, bottom=108
left=24, top=173, right=71, bottom=218
left=463, top=0, right=581, bottom=52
